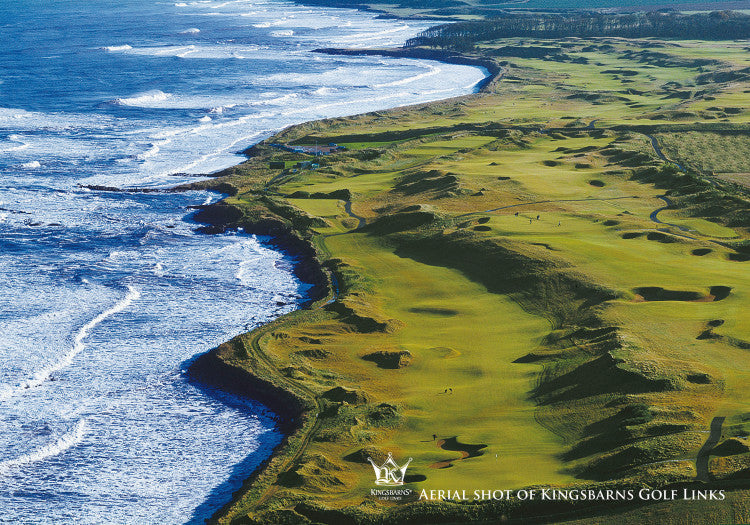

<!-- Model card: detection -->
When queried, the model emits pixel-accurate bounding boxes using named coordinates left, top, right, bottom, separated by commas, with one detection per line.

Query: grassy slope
left=196, top=38, right=750, bottom=524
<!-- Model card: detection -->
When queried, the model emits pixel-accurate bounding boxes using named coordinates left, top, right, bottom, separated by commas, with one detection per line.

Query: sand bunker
left=362, top=350, right=412, bottom=369
left=430, top=437, right=487, bottom=469
left=632, top=286, right=731, bottom=302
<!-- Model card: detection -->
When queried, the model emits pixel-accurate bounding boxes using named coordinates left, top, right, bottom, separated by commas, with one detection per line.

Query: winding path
left=642, top=135, right=709, bottom=237
left=645, top=134, right=686, bottom=172
left=320, top=199, right=367, bottom=239
left=643, top=134, right=689, bottom=229
left=696, top=416, right=725, bottom=482
left=649, top=195, right=674, bottom=224
left=343, top=199, right=366, bottom=229
left=648, top=195, right=696, bottom=238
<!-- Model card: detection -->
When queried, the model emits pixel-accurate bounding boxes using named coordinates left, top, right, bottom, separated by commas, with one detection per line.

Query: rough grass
left=655, top=131, right=750, bottom=175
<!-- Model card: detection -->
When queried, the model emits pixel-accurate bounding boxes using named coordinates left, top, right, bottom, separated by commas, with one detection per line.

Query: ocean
left=0, top=0, right=486, bottom=523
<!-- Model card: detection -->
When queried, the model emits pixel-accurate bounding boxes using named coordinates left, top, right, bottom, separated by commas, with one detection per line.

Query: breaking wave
left=113, top=90, right=172, bottom=107
left=1, top=286, right=140, bottom=399
left=0, top=420, right=87, bottom=475
left=102, top=44, right=133, bottom=52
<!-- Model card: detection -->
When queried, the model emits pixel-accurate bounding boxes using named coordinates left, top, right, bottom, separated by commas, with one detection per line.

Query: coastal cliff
left=192, top=202, right=329, bottom=304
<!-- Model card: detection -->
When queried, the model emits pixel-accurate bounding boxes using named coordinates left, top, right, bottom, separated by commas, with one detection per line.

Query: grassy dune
left=193, top=37, right=750, bottom=524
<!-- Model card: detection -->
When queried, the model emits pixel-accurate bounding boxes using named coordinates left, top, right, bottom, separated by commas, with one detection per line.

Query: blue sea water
left=0, top=0, right=486, bottom=523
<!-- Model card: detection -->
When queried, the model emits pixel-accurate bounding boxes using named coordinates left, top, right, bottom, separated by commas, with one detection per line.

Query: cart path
left=696, top=416, right=725, bottom=482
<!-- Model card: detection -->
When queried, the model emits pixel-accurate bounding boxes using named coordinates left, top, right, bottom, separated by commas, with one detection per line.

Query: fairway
left=325, top=231, right=573, bottom=489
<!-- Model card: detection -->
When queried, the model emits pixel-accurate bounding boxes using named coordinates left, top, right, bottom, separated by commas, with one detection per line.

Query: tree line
left=405, top=11, right=750, bottom=49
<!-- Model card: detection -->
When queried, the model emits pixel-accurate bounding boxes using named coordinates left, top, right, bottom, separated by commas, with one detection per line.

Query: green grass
left=656, top=213, right=741, bottom=238
left=203, top=37, right=750, bottom=525
left=325, top=231, right=574, bottom=489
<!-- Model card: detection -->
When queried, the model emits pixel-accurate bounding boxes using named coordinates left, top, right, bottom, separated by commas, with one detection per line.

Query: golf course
left=187, top=16, right=750, bottom=524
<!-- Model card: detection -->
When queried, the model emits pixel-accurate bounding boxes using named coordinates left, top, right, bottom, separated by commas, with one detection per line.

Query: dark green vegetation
left=294, top=0, right=750, bottom=21
left=189, top=30, right=750, bottom=525
left=407, top=11, right=750, bottom=49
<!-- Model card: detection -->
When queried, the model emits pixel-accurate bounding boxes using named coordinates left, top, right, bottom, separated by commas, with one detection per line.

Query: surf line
left=0, top=419, right=87, bottom=475
left=1, top=286, right=140, bottom=400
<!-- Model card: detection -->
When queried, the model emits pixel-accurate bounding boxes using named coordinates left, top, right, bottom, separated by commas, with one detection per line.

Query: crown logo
left=367, top=452, right=412, bottom=486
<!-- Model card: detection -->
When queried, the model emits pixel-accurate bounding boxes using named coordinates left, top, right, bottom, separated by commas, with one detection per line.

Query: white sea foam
left=0, top=108, right=115, bottom=140
left=373, top=64, right=440, bottom=88
left=420, top=76, right=487, bottom=96
left=161, top=128, right=266, bottom=176
left=179, top=27, right=201, bottom=34
left=4, top=143, right=29, bottom=152
left=250, top=93, right=298, bottom=106
left=136, top=143, right=161, bottom=160
left=236, top=257, right=260, bottom=285
left=102, top=44, right=133, bottom=52
left=333, top=24, right=411, bottom=43
left=270, top=30, right=294, bottom=37
left=0, top=2, right=492, bottom=523
left=0, top=136, right=30, bottom=152
left=209, top=0, right=246, bottom=8
left=114, top=43, right=269, bottom=61
left=209, top=103, right=236, bottom=114
left=0, top=139, right=30, bottom=153
left=0, top=420, right=87, bottom=475
left=1, top=286, right=140, bottom=399
left=313, top=87, right=336, bottom=95
left=114, top=90, right=172, bottom=107
left=20, top=161, right=41, bottom=169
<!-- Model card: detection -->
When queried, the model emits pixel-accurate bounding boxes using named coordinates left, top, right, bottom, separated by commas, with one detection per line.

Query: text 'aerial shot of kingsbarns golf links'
left=1, top=0, right=750, bottom=523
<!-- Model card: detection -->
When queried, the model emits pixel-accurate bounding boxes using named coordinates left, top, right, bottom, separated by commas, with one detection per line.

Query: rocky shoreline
left=191, top=202, right=329, bottom=305
left=185, top=199, right=331, bottom=524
